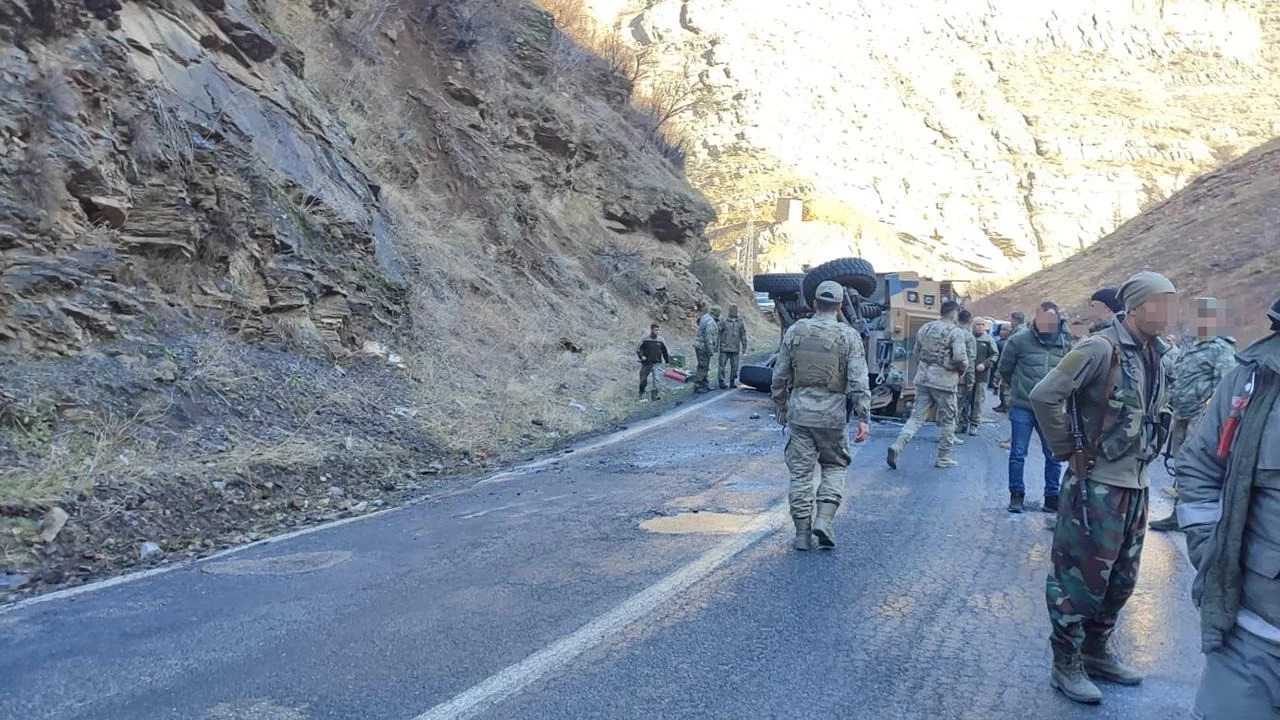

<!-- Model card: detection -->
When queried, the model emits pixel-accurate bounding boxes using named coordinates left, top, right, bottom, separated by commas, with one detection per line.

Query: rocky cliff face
left=0, top=0, right=759, bottom=591
left=590, top=0, right=1280, bottom=280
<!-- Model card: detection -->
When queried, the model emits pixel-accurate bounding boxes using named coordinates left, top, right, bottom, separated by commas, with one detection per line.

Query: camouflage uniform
left=717, top=312, right=748, bottom=388
left=1030, top=306, right=1174, bottom=702
left=1168, top=336, right=1237, bottom=464
left=965, top=330, right=1000, bottom=432
left=771, top=286, right=870, bottom=551
left=888, top=317, right=970, bottom=468
left=956, top=326, right=978, bottom=432
left=692, top=309, right=720, bottom=392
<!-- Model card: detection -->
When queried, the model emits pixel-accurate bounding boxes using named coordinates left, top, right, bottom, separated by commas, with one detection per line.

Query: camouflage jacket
left=771, top=315, right=870, bottom=429
left=1170, top=336, right=1238, bottom=420
left=718, top=317, right=748, bottom=353
left=694, top=313, right=719, bottom=352
left=1029, top=321, right=1172, bottom=489
left=913, top=319, right=969, bottom=392
left=962, top=330, right=978, bottom=387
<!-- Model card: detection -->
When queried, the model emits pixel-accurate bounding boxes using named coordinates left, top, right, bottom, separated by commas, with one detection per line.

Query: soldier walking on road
left=637, top=323, right=670, bottom=402
left=692, top=304, right=720, bottom=394
left=997, top=302, right=1071, bottom=513
left=955, top=309, right=979, bottom=440
left=772, top=281, right=870, bottom=551
left=717, top=304, right=748, bottom=389
left=1177, top=297, right=1280, bottom=720
left=886, top=300, right=969, bottom=470
left=1029, top=271, right=1178, bottom=705
left=1150, top=297, right=1237, bottom=532
left=964, top=317, right=1000, bottom=436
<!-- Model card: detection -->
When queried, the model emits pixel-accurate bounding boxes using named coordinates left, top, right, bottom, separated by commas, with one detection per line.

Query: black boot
left=1150, top=513, right=1181, bottom=532
left=1042, top=495, right=1059, bottom=513
left=1007, top=493, right=1025, bottom=513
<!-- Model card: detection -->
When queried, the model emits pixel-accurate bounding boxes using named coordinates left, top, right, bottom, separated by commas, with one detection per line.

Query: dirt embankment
left=0, top=0, right=770, bottom=597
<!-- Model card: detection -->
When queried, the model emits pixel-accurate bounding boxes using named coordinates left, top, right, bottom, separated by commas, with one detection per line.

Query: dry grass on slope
left=974, top=139, right=1280, bottom=341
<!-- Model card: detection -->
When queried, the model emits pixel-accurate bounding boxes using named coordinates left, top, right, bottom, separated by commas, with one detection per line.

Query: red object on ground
left=663, top=368, right=689, bottom=383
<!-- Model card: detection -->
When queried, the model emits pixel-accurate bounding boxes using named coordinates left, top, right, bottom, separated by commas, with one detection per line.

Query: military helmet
left=814, top=281, right=845, bottom=304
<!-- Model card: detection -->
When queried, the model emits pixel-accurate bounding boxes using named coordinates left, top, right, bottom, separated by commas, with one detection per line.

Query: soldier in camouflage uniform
left=955, top=309, right=979, bottom=440
left=886, top=300, right=970, bottom=470
left=692, top=304, right=720, bottom=394
left=965, top=317, right=1000, bottom=435
left=1150, top=297, right=1238, bottom=532
left=717, top=304, right=748, bottom=389
left=772, top=281, right=870, bottom=551
left=1029, top=271, right=1178, bottom=704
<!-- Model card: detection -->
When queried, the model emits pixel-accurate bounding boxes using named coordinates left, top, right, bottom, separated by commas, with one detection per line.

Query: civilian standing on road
left=965, top=317, right=1000, bottom=436
left=1150, top=297, right=1238, bottom=533
left=637, top=323, right=670, bottom=402
left=995, top=311, right=1027, bottom=412
left=1177, top=297, right=1280, bottom=720
left=886, top=300, right=969, bottom=470
left=692, top=304, right=720, bottom=394
left=997, top=302, right=1071, bottom=513
left=955, top=309, right=979, bottom=439
left=771, top=281, right=870, bottom=551
left=1030, top=271, right=1178, bottom=705
left=717, top=304, right=748, bottom=389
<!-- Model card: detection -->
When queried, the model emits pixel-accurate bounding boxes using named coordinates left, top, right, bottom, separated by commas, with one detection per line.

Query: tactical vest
left=1095, top=335, right=1171, bottom=465
left=918, top=322, right=953, bottom=368
left=787, top=320, right=849, bottom=393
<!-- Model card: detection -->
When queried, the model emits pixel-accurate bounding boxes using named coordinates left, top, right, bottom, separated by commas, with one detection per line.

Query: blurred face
left=1195, top=305, right=1222, bottom=337
left=999, top=327, right=1010, bottom=339
left=1087, top=300, right=1113, bottom=322
left=1128, top=293, right=1178, bottom=339
left=973, top=321, right=989, bottom=336
left=1033, top=308, right=1059, bottom=333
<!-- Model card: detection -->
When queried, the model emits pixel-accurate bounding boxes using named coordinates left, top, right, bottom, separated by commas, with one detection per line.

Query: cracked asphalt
left=0, top=390, right=1201, bottom=720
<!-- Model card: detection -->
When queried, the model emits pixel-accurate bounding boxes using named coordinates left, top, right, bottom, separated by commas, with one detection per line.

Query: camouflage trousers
left=693, top=348, right=712, bottom=389
left=718, top=351, right=740, bottom=385
left=785, top=425, right=851, bottom=520
left=894, top=386, right=958, bottom=454
left=1046, top=471, right=1149, bottom=654
left=957, top=381, right=984, bottom=430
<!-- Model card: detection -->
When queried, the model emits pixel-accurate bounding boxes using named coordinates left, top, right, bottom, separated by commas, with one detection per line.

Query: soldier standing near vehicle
left=886, top=300, right=969, bottom=470
left=692, top=304, right=720, bottom=394
left=772, top=281, right=870, bottom=551
left=1177, top=297, right=1280, bottom=720
left=717, top=304, right=748, bottom=389
left=1029, top=271, right=1178, bottom=705
left=965, top=317, right=1000, bottom=436
left=998, top=302, right=1072, bottom=513
left=1150, top=298, right=1238, bottom=532
left=637, top=323, right=670, bottom=402
left=955, top=309, right=979, bottom=442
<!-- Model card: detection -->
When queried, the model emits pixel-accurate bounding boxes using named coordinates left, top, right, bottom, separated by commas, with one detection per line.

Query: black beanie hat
left=1090, top=288, right=1123, bottom=314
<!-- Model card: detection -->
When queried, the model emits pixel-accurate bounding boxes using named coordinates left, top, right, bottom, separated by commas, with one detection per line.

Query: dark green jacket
left=996, top=321, right=1071, bottom=410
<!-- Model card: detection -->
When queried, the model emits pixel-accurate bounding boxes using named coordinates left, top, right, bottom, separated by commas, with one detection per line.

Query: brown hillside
left=974, top=139, right=1280, bottom=339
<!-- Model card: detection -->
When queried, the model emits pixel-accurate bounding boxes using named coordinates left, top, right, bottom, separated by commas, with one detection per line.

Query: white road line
left=0, top=390, right=738, bottom=615
left=410, top=502, right=789, bottom=720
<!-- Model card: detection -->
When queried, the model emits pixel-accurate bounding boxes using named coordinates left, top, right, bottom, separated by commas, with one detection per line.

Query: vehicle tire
left=802, top=258, right=877, bottom=304
left=738, top=364, right=773, bottom=392
left=752, top=273, right=805, bottom=299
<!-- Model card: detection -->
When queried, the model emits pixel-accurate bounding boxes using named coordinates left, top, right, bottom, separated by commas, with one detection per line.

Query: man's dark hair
left=958, top=309, right=972, bottom=323
left=816, top=298, right=842, bottom=313
left=650, top=323, right=659, bottom=330
left=1039, top=301, right=1060, bottom=313
left=940, top=300, right=960, bottom=318
left=1011, top=311, right=1025, bottom=323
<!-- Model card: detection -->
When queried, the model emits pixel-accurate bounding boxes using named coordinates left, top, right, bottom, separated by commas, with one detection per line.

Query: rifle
left=1067, top=393, right=1092, bottom=531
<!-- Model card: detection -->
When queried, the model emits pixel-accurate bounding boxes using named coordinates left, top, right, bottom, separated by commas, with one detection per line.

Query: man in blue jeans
left=996, top=302, right=1071, bottom=513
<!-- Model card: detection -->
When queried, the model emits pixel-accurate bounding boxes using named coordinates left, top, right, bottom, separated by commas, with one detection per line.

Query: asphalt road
left=0, top=390, right=1202, bottom=720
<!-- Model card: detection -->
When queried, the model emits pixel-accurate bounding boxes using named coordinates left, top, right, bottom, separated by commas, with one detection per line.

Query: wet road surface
left=0, top=391, right=1201, bottom=719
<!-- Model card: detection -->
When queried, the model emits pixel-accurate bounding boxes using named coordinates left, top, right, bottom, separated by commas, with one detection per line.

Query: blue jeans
left=1008, top=406, right=1062, bottom=498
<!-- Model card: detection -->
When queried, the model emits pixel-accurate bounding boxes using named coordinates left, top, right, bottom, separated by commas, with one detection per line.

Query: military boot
left=1042, top=495, right=1059, bottom=514
left=886, top=441, right=902, bottom=469
left=1082, top=635, right=1143, bottom=685
left=1007, top=493, right=1025, bottom=513
left=650, top=390, right=660, bottom=402
left=811, top=502, right=838, bottom=548
left=952, top=436, right=966, bottom=446
left=967, top=425, right=980, bottom=436
left=1149, top=512, right=1180, bottom=532
left=1051, top=649, right=1103, bottom=704
left=935, top=455, right=958, bottom=468
left=792, top=517, right=812, bottom=551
